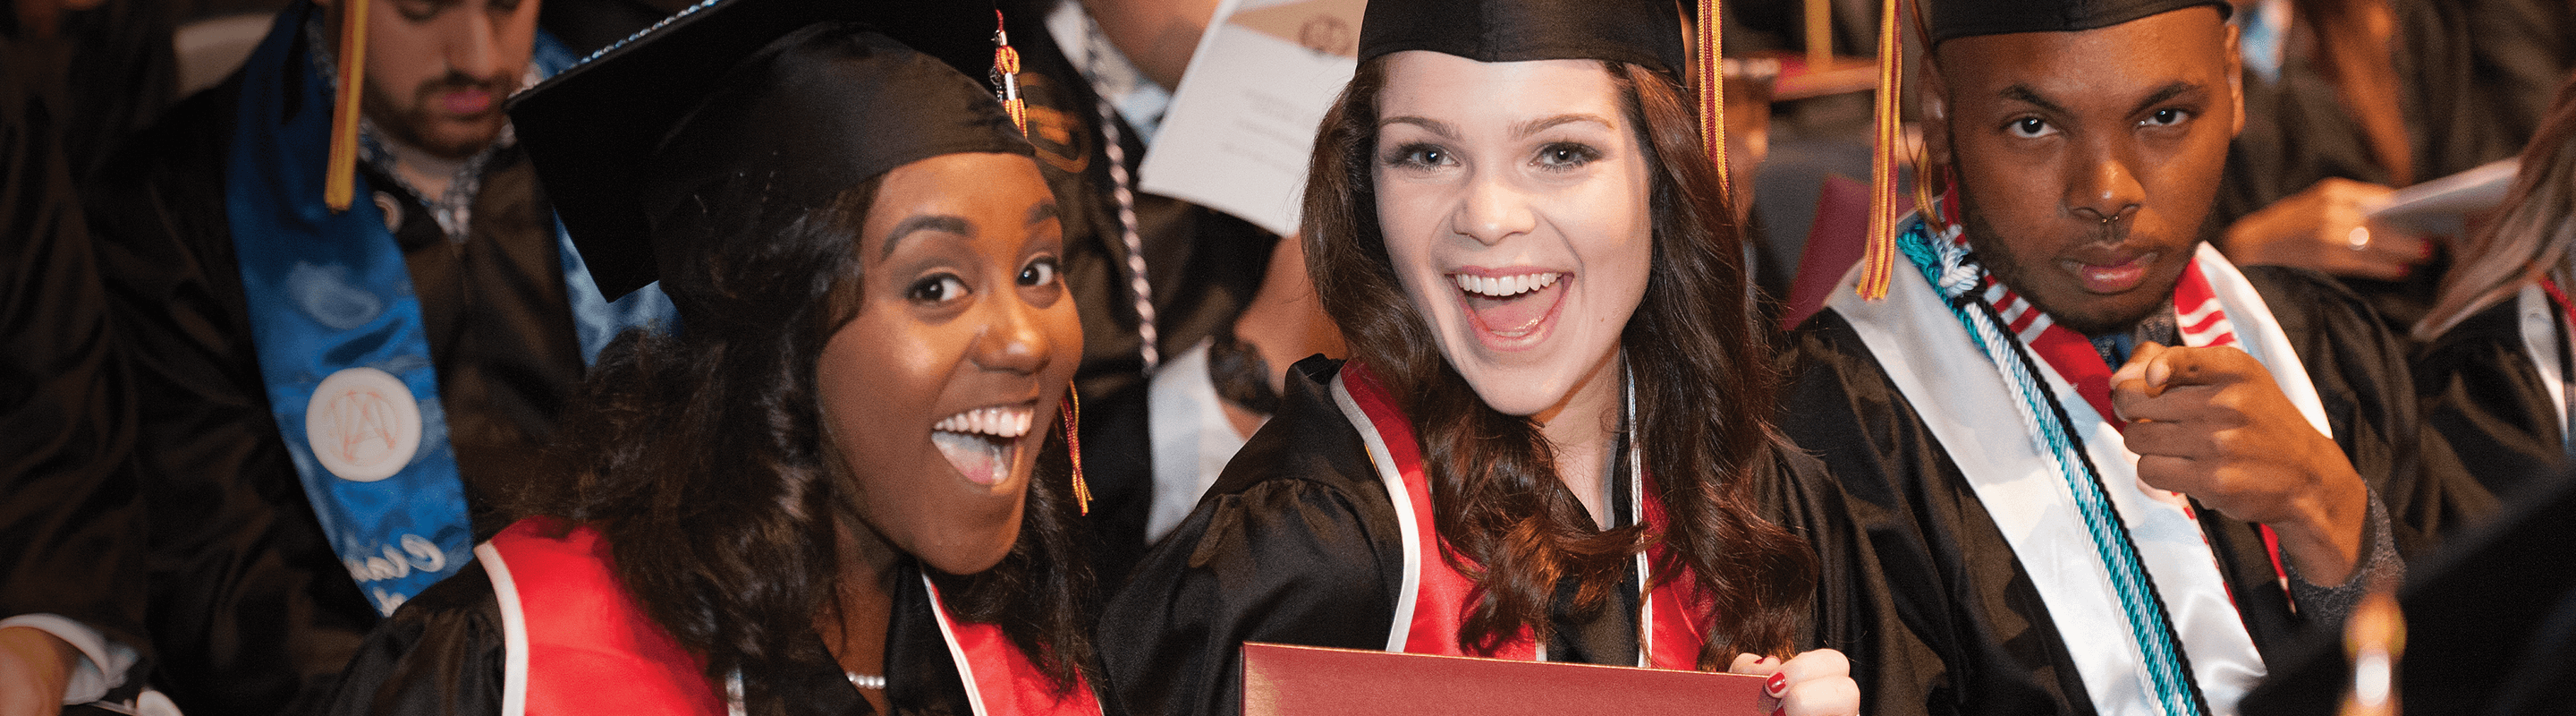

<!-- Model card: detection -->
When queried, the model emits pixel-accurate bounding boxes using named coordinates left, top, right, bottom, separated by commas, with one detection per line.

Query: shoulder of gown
left=320, top=561, right=507, bottom=716
left=2412, top=296, right=2565, bottom=499
left=2238, top=265, right=2498, bottom=554
left=1777, top=310, right=2097, bottom=716
left=1097, top=356, right=1406, bottom=716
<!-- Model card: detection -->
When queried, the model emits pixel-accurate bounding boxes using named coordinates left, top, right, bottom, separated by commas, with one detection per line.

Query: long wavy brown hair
left=1301, top=56, right=1818, bottom=664
left=517, top=167, right=1095, bottom=715
left=2416, top=73, right=2576, bottom=341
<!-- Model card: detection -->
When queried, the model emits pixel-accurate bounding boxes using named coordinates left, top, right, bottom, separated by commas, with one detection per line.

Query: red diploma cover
left=1241, top=642, right=1774, bottom=716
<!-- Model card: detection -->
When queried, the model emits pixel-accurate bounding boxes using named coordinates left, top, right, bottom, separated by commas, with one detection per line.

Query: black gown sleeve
left=2413, top=299, right=2565, bottom=499
left=1097, top=359, right=1405, bottom=716
left=0, top=50, right=147, bottom=671
left=2241, top=266, right=2498, bottom=557
left=1751, top=446, right=1938, bottom=716
left=319, top=562, right=507, bottom=716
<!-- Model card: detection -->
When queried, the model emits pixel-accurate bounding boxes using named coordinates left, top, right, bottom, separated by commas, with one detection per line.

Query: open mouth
left=1452, top=271, right=1565, bottom=341
left=930, top=405, right=1033, bottom=486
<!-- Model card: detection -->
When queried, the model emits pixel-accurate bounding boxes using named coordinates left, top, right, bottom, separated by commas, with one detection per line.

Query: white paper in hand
left=1136, top=0, right=1365, bottom=237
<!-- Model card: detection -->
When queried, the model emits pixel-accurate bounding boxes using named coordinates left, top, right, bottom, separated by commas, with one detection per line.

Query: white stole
left=1825, top=243, right=2323, bottom=715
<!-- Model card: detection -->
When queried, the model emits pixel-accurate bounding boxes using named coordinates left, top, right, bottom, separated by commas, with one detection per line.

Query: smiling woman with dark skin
left=1779, top=0, right=2490, bottom=712
left=317, top=4, right=1106, bottom=714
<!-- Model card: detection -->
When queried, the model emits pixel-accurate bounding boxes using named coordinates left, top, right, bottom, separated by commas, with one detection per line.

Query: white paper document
left=1137, top=0, right=1365, bottom=237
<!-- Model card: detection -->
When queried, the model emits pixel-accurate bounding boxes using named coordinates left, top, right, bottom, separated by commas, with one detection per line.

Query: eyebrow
left=1998, top=81, right=2205, bottom=118
left=2123, top=81, right=2203, bottom=117
left=1509, top=114, right=1614, bottom=139
left=1997, top=84, right=2072, bottom=116
left=881, top=215, right=971, bottom=260
left=1377, top=114, right=1615, bottom=141
left=1027, top=200, right=1060, bottom=227
left=1378, top=115, right=1458, bottom=138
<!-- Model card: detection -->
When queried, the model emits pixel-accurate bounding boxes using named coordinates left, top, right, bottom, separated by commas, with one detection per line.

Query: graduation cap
left=1358, top=0, right=1743, bottom=206
left=1923, top=0, right=2228, bottom=46
left=505, top=0, right=1033, bottom=300
left=1846, top=0, right=2231, bottom=300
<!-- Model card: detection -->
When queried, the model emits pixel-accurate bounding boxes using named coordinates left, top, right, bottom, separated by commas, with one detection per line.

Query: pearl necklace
left=845, top=671, right=886, bottom=691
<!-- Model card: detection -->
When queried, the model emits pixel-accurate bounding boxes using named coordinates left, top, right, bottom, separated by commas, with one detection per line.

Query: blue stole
left=225, top=3, right=673, bottom=615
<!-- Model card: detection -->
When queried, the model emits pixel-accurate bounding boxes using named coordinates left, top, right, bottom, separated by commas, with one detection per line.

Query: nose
left=2065, top=137, right=2144, bottom=226
left=447, top=7, right=501, bottom=79
left=969, top=292, right=1054, bottom=375
left=1451, top=166, right=1535, bottom=246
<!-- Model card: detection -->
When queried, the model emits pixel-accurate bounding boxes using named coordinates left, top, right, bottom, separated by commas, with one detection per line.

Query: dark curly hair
left=514, top=160, right=1097, bottom=715
left=1300, top=56, right=1818, bottom=665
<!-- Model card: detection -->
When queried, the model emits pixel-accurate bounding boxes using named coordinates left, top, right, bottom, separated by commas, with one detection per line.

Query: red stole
left=479, top=517, right=1102, bottom=716
left=1336, top=364, right=1710, bottom=669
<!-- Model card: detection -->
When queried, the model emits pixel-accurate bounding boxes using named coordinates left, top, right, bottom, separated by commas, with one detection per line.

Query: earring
left=1061, top=385, right=1090, bottom=516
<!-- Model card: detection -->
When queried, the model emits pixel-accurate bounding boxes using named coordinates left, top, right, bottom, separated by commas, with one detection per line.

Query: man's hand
left=2111, top=342, right=2369, bottom=584
left=1729, top=650, right=1859, bottom=716
left=0, top=626, right=77, bottom=716
left=2221, top=178, right=2430, bottom=281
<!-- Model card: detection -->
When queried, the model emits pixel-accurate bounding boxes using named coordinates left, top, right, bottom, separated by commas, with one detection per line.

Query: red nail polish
left=1767, top=671, right=1788, bottom=697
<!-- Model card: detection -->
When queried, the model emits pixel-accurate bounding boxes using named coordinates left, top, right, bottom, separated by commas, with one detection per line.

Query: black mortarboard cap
left=1926, top=0, right=2230, bottom=46
left=1358, top=0, right=1687, bottom=79
left=508, top=0, right=1031, bottom=300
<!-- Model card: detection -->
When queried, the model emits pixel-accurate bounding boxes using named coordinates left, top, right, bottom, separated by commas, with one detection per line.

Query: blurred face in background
left=341, top=0, right=542, bottom=158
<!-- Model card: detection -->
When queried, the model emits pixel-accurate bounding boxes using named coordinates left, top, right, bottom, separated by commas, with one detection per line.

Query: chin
left=1459, top=368, right=1572, bottom=417
left=2038, top=293, right=2171, bottom=337
left=916, top=527, right=1021, bottom=577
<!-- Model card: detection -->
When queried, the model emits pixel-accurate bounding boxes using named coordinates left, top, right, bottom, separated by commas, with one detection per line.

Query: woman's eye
left=908, top=275, right=970, bottom=304
left=1018, top=258, right=1060, bottom=288
left=1533, top=142, right=1600, bottom=170
left=1385, top=143, right=1451, bottom=169
left=2142, top=108, right=2190, bottom=128
left=2006, top=116, right=2055, bottom=139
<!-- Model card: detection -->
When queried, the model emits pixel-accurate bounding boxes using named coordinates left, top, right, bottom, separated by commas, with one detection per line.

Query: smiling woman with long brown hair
left=1095, top=2, right=1921, bottom=715
left=316, top=2, right=1105, bottom=714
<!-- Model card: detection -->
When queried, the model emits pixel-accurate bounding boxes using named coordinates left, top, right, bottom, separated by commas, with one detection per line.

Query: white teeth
left=932, top=405, right=1034, bottom=439
left=1451, top=272, right=1562, bottom=298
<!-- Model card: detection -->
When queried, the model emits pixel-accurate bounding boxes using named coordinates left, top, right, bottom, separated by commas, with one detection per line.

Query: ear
left=1919, top=55, right=1953, bottom=167
left=2223, top=22, right=2245, bottom=138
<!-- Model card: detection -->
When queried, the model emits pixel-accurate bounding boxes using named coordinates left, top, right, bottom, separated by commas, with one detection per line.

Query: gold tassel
left=1697, top=0, right=1727, bottom=199
left=1061, top=385, right=1091, bottom=516
left=1855, top=0, right=1903, bottom=299
left=992, top=10, right=1029, bottom=136
left=325, top=0, right=369, bottom=212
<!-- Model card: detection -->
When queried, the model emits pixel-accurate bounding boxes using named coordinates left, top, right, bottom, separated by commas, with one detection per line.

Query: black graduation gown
left=1098, top=357, right=1935, bottom=716
left=0, top=32, right=148, bottom=706
left=2414, top=297, right=2569, bottom=499
left=999, top=0, right=1289, bottom=593
left=1778, top=265, right=2496, bottom=716
left=75, top=53, right=595, bottom=713
left=322, top=559, right=1006, bottom=716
